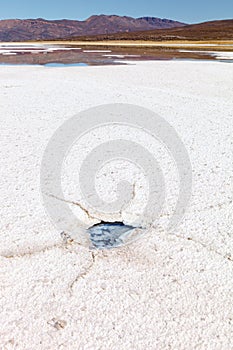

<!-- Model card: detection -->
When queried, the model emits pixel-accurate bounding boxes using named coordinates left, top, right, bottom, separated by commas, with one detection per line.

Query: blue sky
left=1, top=0, right=233, bottom=23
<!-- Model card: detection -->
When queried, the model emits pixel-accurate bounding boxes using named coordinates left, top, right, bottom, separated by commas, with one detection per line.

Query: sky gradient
left=1, top=0, right=233, bottom=24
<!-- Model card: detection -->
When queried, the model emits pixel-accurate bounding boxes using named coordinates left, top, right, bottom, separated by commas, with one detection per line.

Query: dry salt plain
left=1, top=60, right=233, bottom=349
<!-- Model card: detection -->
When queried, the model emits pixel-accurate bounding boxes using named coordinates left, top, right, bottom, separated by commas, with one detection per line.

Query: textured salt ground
left=0, top=61, right=233, bottom=349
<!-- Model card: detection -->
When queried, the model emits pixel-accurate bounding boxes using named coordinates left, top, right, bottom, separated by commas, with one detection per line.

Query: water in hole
left=87, top=222, right=138, bottom=249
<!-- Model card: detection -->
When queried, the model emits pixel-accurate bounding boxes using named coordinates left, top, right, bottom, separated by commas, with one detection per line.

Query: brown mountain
left=0, top=15, right=186, bottom=42
left=74, top=19, right=233, bottom=41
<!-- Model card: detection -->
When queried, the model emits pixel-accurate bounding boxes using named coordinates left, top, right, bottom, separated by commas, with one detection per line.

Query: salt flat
left=0, top=61, right=233, bottom=349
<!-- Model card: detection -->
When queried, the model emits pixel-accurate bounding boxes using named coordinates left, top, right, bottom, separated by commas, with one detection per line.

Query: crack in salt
left=2, top=242, right=65, bottom=259
left=1, top=232, right=82, bottom=259
left=158, top=228, right=233, bottom=263
left=69, top=251, right=97, bottom=295
left=47, top=193, right=100, bottom=221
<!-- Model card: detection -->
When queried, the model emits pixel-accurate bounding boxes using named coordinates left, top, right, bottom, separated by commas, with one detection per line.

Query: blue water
left=0, top=62, right=88, bottom=67
left=87, top=222, right=138, bottom=249
left=45, top=62, right=88, bottom=67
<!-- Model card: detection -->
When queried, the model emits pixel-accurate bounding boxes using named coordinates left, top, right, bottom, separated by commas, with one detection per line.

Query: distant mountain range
left=0, top=15, right=186, bottom=41
left=75, top=19, right=233, bottom=41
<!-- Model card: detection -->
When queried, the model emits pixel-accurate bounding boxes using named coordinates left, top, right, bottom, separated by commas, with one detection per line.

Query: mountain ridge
left=0, top=15, right=186, bottom=41
left=68, top=19, right=233, bottom=41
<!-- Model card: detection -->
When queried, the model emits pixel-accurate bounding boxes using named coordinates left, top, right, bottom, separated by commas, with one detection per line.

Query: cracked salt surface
left=1, top=61, right=233, bottom=349
left=87, top=222, right=141, bottom=249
